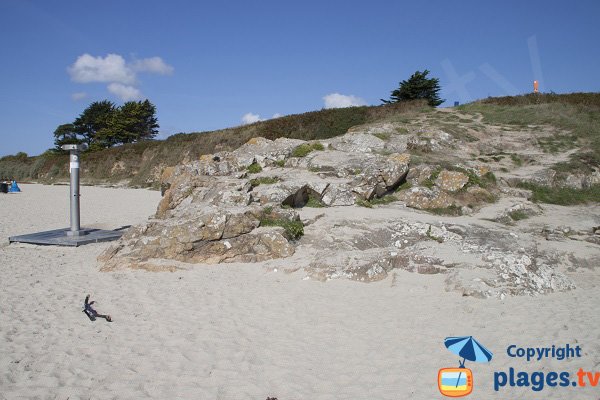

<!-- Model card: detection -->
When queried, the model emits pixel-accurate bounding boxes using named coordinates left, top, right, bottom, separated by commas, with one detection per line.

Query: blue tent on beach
left=8, top=180, right=21, bottom=193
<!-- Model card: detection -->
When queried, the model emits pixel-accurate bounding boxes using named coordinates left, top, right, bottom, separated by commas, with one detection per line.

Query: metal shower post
left=61, top=144, right=88, bottom=236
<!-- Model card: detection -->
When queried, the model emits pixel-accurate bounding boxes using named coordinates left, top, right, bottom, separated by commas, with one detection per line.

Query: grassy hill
left=1, top=93, right=599, bottom=189
left=0, top=101, right=427, bottom=187
left=462, top=92, right=600, bottom=172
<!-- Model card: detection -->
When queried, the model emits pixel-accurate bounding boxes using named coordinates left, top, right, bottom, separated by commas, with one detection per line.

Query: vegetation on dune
left=462, top=93, right=600, bottom=175
left=1, top=92, right=598, bottom=194
left=0, top=101, right=426, bottom=186
left=474, top=92, right=600, bottom=108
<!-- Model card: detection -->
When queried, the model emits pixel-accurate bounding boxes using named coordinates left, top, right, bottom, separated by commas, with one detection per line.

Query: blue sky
left=1, top=0, right=599, bottom=157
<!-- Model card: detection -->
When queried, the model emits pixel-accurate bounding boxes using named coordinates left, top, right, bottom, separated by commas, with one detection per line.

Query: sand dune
left=1, top=184, right=599, bottom=399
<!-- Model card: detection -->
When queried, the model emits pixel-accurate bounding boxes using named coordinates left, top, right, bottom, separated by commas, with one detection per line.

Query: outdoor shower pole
left=61, top=144, right=88, bottom=236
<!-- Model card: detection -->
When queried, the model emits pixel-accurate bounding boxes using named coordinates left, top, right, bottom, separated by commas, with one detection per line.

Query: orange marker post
left=533, top=80, right=539, bottom=93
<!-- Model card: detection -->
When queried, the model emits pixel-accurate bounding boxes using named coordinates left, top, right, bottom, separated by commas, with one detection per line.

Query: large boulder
left=351, top=153, right=410, bottom=199
left=435, top=170, right=469, bottom=192
left=328, top=132, right=386, bottom=153
left=396, top=187, right=454, bottom=210
left=99, top=205, right=297, bottom=271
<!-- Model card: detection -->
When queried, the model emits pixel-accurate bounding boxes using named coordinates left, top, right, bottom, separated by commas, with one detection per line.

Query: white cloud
left=68, top=53, right=136, bottom=84
left=132, top=57, right=174, bottom=75
left=108, top=83, right=142, bottom=101
left=323, top=93, right=367, bottom=109
left=242, top=112, right=262, bottom=125
left=241, top=112, right=284, bottom=124
left=68, top=53, right=173, bottom=101
left=71, top=92, right=87, bottom=101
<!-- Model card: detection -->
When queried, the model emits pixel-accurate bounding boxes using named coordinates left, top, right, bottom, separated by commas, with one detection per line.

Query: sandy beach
left=1, top=184, right=599, bottom=399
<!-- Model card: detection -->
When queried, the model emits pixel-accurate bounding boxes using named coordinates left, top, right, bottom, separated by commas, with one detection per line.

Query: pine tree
left=111, top=100, right=159, bottom=144
left=382, top=70, right=444, bottom=107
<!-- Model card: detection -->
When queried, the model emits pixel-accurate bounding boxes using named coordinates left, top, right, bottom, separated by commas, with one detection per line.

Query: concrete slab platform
left=8, top=227, right=129, bottom=247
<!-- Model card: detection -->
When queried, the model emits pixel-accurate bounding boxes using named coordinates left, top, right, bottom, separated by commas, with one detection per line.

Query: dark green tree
left=111, top=100, right=159, bottom=144
left=54, top=99, right=159, bottom=151
left=73, top=100, right=116, bottom=148
left=382, top=70, right=444, bottom=107
left=53, top=123, right=82, bottom=150
left=136, top=100, right=159, bottom=141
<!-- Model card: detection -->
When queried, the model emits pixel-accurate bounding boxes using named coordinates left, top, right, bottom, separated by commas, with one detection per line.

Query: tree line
left=54, top=99, right=159, bottom=151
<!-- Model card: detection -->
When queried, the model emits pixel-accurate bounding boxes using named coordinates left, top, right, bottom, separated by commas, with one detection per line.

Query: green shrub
left=356, top=198, right=373, bottom=208
left=370, top=195, right=398, bottom=205
left=247, top=163, right=262, bottom=174
left=291, top=144, right=313, bottom=158
left=481, top=171, right=497, bottom=187
left=274, top=159, right=286, bottom=167
left=395, top=181, right=412, bottom=191
left=510, top=153, right=523, bottom=166
left=305, top=195, right=325, bottom=208
left=291, top=142, right=324, bottom=157
left=453, top=167, right=496, bottom=189
left=250, top=176, right=280, bottom=187
left=355, top=194, right=398, bottom=207
left=259, top=216, right=304, bottom=240
left=517, top=182, right=600, bottom=205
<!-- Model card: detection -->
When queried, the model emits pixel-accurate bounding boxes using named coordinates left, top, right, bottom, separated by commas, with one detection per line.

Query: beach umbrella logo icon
left=438, top=336, right=493, bottom=397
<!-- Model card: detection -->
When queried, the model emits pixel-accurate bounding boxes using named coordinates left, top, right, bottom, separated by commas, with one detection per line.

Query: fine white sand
left=1, top=184, right=599, bottom=399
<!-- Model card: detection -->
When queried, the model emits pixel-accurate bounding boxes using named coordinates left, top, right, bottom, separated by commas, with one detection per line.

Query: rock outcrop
left=98, top=123, right=591, bottom=300
left=301, top=218, right=575, bottom=298
left=100, top=134, right=411, bottom=272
